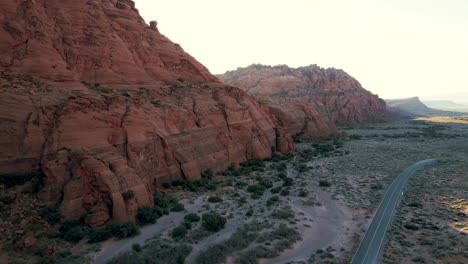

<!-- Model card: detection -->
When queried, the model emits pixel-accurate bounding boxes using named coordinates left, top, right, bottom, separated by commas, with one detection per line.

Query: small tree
left=136, top=206, right=157, bottom=224
left=202, top=213, right=227, bottom=232
left=122, top=190, right=135, bottom=202
left=184, top=213, right=200, bottom=222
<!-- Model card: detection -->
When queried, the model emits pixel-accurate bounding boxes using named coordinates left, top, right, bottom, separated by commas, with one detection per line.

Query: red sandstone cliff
left=0, top=0, right=292, bottom=226
left=217, top=64, right=389, bottom=137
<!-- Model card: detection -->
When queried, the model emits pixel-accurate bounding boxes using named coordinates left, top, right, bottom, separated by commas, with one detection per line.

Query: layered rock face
left=218, top=64, right=389, bottom=137
left=0, top=1, right=292, bottom=226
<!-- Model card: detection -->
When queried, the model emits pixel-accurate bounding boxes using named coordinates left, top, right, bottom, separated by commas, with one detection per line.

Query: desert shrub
left=208, top=196, right=223, bottom=203
left=171, top=225, right=188, bottom=241
left=162, top=182, right=170, bottom=188
left=88, top=222, right=139, bottom=243
left=270, top=223, right=301, bottom=241
left=296, top=164, right=309, bottom=173
left=108, top=240, right=191, bottom=264
left=247, top=184, right=266, bottom=196
left=59, top=220, right=89, bottom=242
left=39, top=205, right=61, bottom=225
left=266, top=196, right=280, bottom=206
left=184, top=213, right=200, bottom=223
left=271, top=209, right=294, bottom=219
left=282, top=177, right=294, bottom=187
left=171, top=202, right=185, bottom=212
left=280, top=188, right=290, bottom=196
left=201, top=169, right=214, bottom=179
left=89, top=228, right=113, bottom=243
left=298, top=190, right=309, bottom=197
left=246, top=208, right=253, bottom=217
left=108, top=222, right=139, bottom=238
left=153, top=192, right=170, bottom=208
left=258, top=178, right=273, bottom=189
left=182, top=220, right=192, bottom=229
left=349, top=134, right=362, bottom=140
left=122, top=190, right=135, bottom=202
left=0, top=193, right=14, bottom=204
left=196, top=224, right=259, bottom=264
left=270, top=186, right=282, bottom=194
left=292, top=131, right=304, bottom=143
left=153, top=192, right=183, bottom=212
left=319, top=180, right=331, bottom=187
left=132, top=243, right=142, bottom=252
left=202, top=213, right=227, bottom=232
left=136, top=206, right=158, bottom=224
left=277, top=172, right=287, bottom=179
left=404, top=223, right=419, bottom=231
left=0, top=172, right=35, bottom=188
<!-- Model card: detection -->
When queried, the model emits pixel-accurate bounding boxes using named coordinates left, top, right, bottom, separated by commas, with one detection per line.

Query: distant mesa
left=385, top=97, right=467, bottom=117
left=217, top=64, right=392, bottom=138
left=422, top=100, right=468, bottom=112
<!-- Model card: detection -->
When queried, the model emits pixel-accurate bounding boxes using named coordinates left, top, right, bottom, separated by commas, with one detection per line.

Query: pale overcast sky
left=134, top=0, right=468, bottom=101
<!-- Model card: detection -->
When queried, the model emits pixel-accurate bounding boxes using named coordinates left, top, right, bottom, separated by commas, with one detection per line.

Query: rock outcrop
left=0, top=1, right=293, bottom=226
left=217, top=64, right=390, bottom=137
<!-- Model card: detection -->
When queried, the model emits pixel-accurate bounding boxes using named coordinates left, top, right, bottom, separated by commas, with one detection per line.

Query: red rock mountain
left=0, top=0, right=292, bottom=226
left=217, top=64, right=389, bottom=137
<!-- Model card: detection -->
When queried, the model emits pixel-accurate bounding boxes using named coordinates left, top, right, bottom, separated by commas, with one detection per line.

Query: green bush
left=0, top=172, right=35, bottom=188
left=184, top=213, right=200, bottom=222
left=266, top=196, right=280, bottom=206
left=108, top=222, right=139, bottom=238
left=132, top=243, right=142, bottom=252
left=296, top=164, right=309, bottom=173
left=270, top=186, right=282, bottom=194
left=171, top=202, right=185, bottom=212
left=246, top=208, right=253, bottom=217
left=89, top=222, right=140, bottom=243
left=349, top=134, right=362, bottom=140
left=271, top=209, right=294, bottom=219
left=59, top=220, right=89, bottom=242
left=136, top=206, right=158, bottom=224
left=0, top=193, right=14, bottom=204
left=88, top=227, right=113, bottom=243
left=171, top=225, right=188, bottom=241
left=258, top=178, right=273, bottom=189
left=201, top=169, right=214, bottom=179
left=122, top=190, right=135, bottom=202
left=39, top=205, right=61, bottom=225
left=202, top=213, right=227, bottom=232
left=247, top=184, right=266, bottom=196
left=282, top=177, right=294, bottom=187
left=280, top=188, right=290, bottom=196
left=208, top=196, right=223, bottom=203
left=319, top=180, right=331, bottom=187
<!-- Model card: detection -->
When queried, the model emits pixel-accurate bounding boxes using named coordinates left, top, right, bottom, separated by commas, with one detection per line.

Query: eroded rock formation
left=217, top=64, right=389, bottom=137
left=0, top=1, right=292, bottom=226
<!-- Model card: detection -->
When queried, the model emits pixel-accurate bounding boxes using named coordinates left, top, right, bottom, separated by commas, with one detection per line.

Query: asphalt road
left=351, top=159, right=438, bottom=264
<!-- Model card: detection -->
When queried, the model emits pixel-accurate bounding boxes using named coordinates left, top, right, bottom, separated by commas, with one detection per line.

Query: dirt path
left=261, top=185, right=355, bottom=264
left=260, top=163, right=361, bottom=263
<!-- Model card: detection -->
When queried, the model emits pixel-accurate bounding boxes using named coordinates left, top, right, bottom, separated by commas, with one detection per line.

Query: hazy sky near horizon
left=135, top=0, right=468, bottom=100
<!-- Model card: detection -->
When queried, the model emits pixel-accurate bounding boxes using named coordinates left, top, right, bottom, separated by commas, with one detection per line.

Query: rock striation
left=0, top=0, right=292, bottom=226
left=217, top=64, right=389, bottom=137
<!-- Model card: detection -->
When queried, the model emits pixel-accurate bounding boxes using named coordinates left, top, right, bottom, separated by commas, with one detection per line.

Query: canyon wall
left=218, top=64, right=389, bottom=138
left=0, top=0, right=292, bottom=226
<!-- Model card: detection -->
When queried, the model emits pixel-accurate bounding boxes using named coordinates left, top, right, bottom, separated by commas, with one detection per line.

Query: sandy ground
left=94, top=119, right=468, bottom=264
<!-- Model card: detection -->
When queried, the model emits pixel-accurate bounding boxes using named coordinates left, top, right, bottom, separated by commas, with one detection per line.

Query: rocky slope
left=218, top=64, right=389, bottom=137
left=0, top=0, right=292, bottom=226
